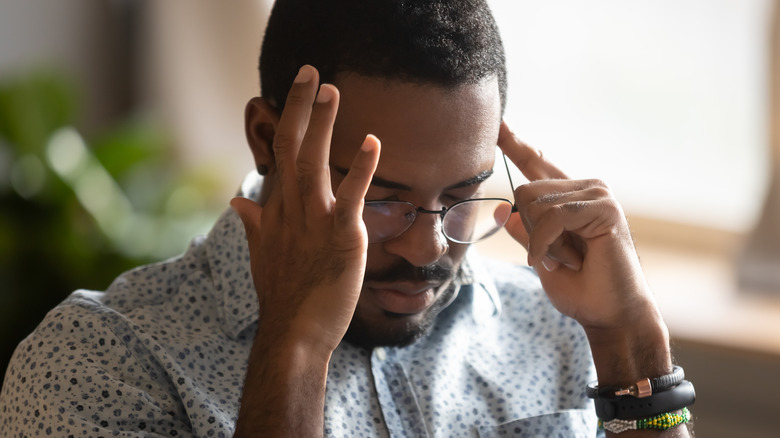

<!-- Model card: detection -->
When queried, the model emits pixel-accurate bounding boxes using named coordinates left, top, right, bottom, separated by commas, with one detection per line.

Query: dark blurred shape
left=0, top=70, right=223, bottom=382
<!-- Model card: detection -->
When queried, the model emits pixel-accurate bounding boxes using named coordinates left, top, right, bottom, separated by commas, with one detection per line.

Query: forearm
left=234, top=336, right=330, bottom=437
left=585, top=302, right=691, bottom=437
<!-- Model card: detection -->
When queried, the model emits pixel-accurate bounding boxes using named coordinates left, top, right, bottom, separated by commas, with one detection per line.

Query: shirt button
left=374, top=347, right=387, bottom=361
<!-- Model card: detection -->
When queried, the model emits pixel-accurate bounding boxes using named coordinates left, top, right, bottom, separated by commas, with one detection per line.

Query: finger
left=274, top=65, right=320, bottom=211
left=543, top=235, right=584, bottom=271
left=519, top=183, right=611, bottom=226
left=497, top=120, right=568, bottom=181
left=333, top=135, right=381, bottom=245
left=504, top=208, right=582, bottom=271
left=296, top=83, right=340, bottom=212
left=526, top=198, right=617, bottom=267
left=540, top=255, right=562, bottom=272
left=230, top=197, right=264, bottom=241
left=519, top=182, right=611, bottom=271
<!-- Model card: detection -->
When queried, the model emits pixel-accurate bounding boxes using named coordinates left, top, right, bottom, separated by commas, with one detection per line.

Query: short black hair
left=259, top=0, right=507, bottom=113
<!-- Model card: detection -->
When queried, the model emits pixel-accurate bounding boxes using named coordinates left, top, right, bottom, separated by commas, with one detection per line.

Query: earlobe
left=245, top=97, right=279, bottom=176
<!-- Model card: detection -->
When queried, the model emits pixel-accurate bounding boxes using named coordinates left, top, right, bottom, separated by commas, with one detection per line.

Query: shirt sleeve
left=0, top=299, right=193, bottom=437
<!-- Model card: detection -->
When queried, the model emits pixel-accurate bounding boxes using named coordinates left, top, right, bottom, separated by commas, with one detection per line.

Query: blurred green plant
left=0, top=70, right=224, bottom=376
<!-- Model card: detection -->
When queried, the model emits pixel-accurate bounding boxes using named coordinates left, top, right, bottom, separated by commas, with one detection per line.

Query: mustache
left=364, top=260, right=454, bottom=284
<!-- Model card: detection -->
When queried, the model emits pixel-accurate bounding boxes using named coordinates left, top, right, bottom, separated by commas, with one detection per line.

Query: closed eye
left=441, top=186, right=484, bottom=205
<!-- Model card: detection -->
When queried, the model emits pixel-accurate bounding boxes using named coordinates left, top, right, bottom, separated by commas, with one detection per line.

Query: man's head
left=247, top=0, right=507, bottom=349
left=258, top=0, right=507, bottom=114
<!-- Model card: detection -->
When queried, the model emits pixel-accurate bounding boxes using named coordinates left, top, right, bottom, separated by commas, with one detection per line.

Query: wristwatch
left=586, top=367, right=695, bottom=421
left=586, top=365, right=685, bottom=399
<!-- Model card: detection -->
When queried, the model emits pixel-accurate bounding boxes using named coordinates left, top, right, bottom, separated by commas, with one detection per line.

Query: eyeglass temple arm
left=502, top=152, right=516, bottom=192
left=501, top=153, right=515, bottom=191
left=501, top=153, right=520, bottom=214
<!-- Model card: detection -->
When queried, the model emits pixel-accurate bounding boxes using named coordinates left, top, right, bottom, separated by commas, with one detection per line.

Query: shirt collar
left=460, top=248, right=503, bottom=322
left=205, top=172, right=502, bottom=339
left=202, top=173, right=263, bottom=340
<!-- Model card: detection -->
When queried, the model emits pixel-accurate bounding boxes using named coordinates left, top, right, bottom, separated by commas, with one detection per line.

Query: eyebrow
left=331, top=165, right=494, bottom=191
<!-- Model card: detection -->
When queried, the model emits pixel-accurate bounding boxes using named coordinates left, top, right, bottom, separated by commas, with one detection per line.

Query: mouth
left=364, top=282, right=441, bottom=315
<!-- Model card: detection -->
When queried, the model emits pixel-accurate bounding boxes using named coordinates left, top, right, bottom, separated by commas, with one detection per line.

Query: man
left=1, top=0, right=693, bottom=436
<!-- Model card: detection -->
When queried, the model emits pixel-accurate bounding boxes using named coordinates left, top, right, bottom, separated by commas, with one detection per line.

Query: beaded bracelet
left=598, top=407, right=691, bottom=434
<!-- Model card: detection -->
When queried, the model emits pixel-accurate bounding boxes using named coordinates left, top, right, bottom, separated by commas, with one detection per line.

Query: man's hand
left=497, top=122, right=686, bottom=434
left=232, top=65, right=380, bottom=437
left=498, top=120, right=655, bottom=332
left=231, top=64, right=380, bottom=361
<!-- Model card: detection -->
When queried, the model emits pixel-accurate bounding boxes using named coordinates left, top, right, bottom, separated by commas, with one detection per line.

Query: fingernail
left=541, top=256, right=558, bottom=272
left=361, top=134, right=379, bottom=151
left=295, top=65, right=315, bottom=83
left=316, top=84, right=333, bottom=103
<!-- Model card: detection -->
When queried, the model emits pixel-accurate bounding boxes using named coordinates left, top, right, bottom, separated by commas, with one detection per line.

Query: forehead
left=330, top=75, right=501, bottom=188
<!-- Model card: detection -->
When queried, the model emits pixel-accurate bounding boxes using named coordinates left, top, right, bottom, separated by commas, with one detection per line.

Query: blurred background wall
left=0, top=0, right=272, bottom=393
left=1, top=1, right=779, bottom=436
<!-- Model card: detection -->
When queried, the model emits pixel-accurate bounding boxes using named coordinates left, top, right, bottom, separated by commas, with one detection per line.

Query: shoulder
left=0, top=290, right=192, bottom=435
left=99, top=235, right=211, bottom=312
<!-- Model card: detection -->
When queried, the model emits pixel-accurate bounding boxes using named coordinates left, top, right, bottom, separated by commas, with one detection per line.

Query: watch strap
left=593, top=379, right=696, bottom=421
left=586, top=365, right=685, bottom=399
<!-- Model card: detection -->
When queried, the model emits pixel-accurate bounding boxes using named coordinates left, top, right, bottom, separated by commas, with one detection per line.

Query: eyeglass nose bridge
left=399, top=205, right=449, bottom=237
left=414, top=205, right=449, bottom=220
left=407, top=206, right=450, bottom=247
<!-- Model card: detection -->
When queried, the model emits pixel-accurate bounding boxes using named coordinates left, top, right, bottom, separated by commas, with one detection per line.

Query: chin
left=343, top=312, right=433, bottom=349
left=342, top=284, right=458, bottom=349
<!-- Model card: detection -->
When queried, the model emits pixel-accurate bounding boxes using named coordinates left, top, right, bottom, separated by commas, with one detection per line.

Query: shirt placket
left=371, top=346, right=431, bottom=438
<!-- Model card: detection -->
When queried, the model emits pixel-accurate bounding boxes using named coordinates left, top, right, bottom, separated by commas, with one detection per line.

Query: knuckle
left=601, top=198, right=623, bottom=217
left=514, top=184, right=535, bottom=204
left=273, top=132, right=299, bottom=151
left=538, top=191, right=563, bottom=204
left=563, top=200, right=588, bottom=213
left=586, top=186, right=611, bottom=200
left=295, top=157, right=320, bottom=175
left=550, top=203, right=566, bottom=221
left=284, top=92, right=309, bottom=108
left=586, top=178, right=610, bottom=190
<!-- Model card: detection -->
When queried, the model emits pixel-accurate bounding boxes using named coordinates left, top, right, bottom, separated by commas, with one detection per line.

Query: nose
left=381, top=211, right=449, bottom=267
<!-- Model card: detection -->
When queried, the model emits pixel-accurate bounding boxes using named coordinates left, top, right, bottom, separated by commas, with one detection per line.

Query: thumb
left=504, top=213, right=529, bottom=250
left=230, top=197, right=263, bottom=238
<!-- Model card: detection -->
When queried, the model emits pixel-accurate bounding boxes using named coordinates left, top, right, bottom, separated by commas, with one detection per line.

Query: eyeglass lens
left=363, top=199, right=513, bottom=244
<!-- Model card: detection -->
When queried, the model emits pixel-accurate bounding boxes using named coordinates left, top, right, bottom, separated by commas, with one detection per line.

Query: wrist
left=235, top=335, right=331, bottom=437
left=585, top=309, right=673, bottom=387
left=255, top=327, right=335, bottom=372
left=258, top=315, right=342, bottom=364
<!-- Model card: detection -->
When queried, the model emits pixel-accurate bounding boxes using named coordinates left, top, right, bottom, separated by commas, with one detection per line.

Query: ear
left=244, top=97, right=279, bottom=176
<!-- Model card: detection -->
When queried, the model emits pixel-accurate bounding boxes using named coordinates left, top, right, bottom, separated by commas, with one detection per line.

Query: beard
left=342, top=259, right=462, bottom=349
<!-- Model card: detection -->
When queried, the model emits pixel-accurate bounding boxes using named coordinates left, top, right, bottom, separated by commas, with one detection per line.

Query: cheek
left=447, top=241, right=470, bottom=264
left=364, top=243, right=388, bottom=272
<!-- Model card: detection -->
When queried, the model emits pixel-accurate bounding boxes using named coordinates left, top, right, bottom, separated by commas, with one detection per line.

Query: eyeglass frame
left=361, top=153, right=519, bottom=244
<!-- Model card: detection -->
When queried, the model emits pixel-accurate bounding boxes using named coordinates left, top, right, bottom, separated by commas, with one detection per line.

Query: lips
left=365, top=282, right=440, bottom=315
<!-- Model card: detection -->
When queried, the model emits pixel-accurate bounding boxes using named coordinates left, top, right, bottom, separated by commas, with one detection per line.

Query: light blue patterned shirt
left=1, top=178, right=600, bottom=437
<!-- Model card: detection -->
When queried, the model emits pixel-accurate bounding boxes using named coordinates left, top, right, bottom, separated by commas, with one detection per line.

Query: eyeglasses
left=362, top=154, right=518, bottom=244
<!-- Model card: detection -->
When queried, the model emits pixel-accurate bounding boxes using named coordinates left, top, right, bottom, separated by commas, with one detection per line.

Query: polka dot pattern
left=1, top=180, right=602, bottom=437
